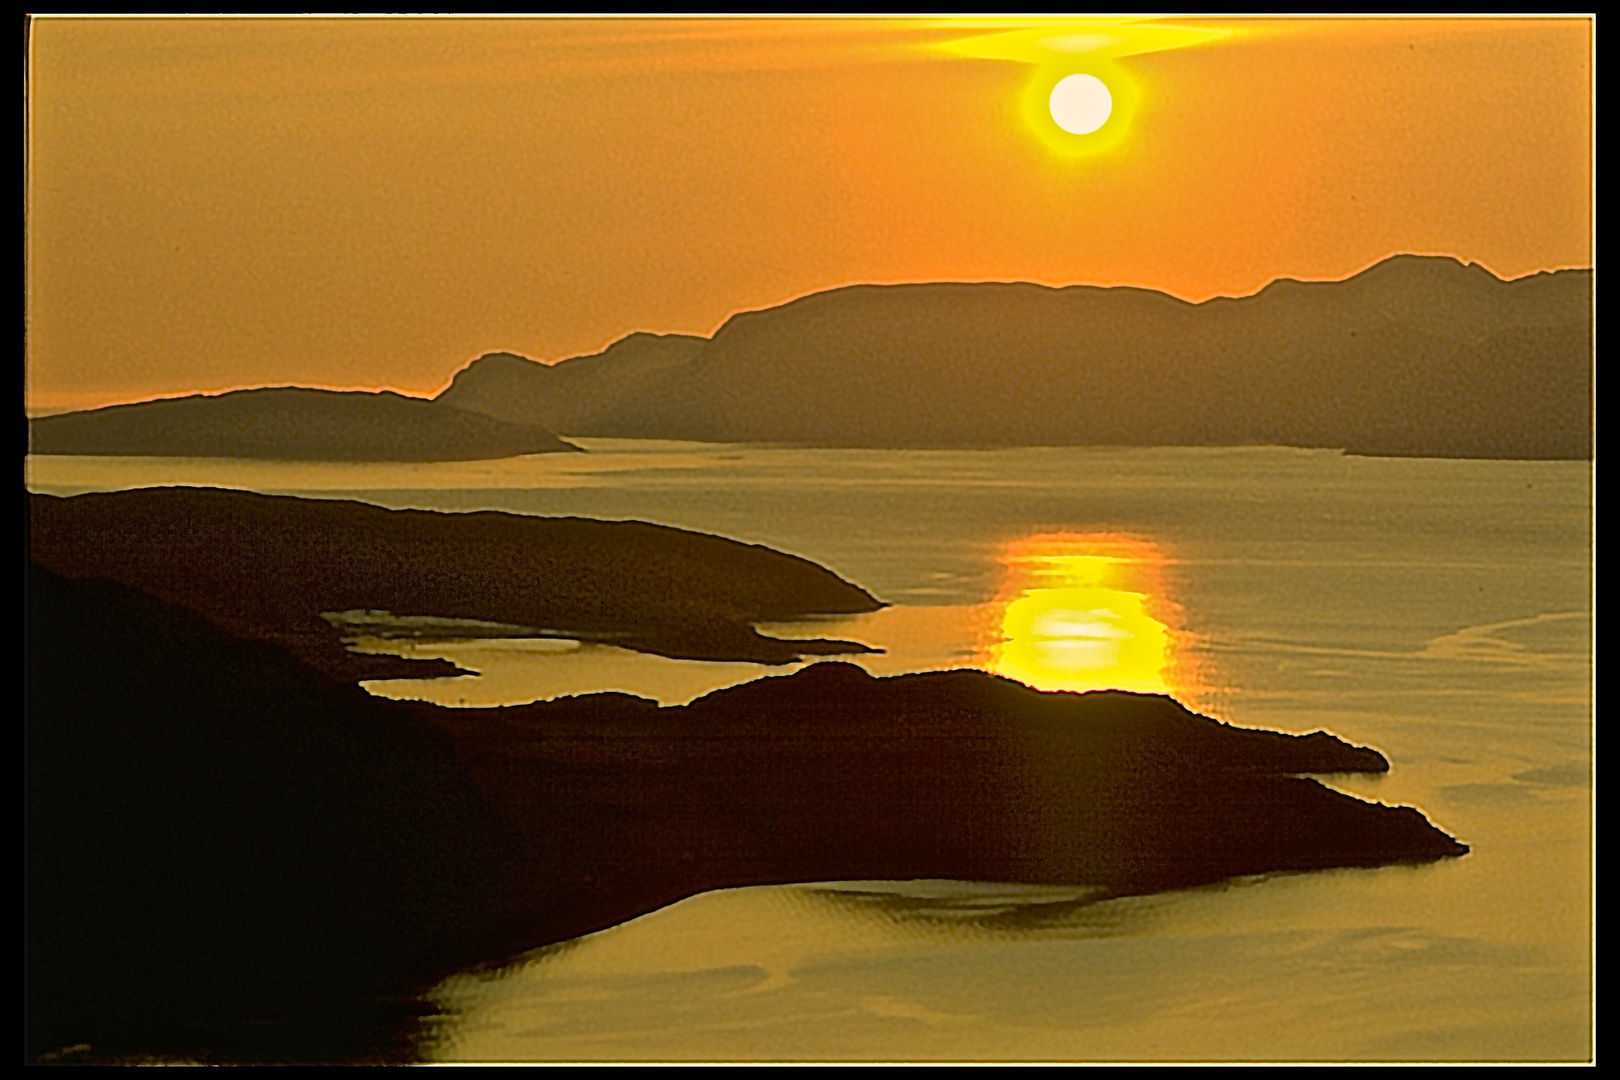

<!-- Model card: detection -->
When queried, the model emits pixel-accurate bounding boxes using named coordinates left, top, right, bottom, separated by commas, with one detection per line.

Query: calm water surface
left=27, top=443, right=1593, bottom=1061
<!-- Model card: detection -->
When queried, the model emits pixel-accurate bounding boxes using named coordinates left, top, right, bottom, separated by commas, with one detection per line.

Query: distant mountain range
left=30, top=256, right=1592, bottom=460
left=439, top=256, right=1591, bottom=459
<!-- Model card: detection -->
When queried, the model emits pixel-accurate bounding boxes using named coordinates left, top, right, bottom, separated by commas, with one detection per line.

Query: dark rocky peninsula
left=28, top=487, right=883, bottom=680
left=26, top=560, right=1466, bottom=1063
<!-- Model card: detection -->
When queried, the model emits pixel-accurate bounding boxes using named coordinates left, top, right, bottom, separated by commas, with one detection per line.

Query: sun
left=1048, top=73, right=1112, bottom=134
left=1019, top=63, right=1139, bottom=157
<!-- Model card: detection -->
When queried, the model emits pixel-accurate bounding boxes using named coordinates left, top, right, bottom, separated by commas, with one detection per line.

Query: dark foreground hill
left=29, top=487, right=883, bottom=679
left=27, top=561, right=1465, bottom=1063
left=439, top=256, right=1591, bottom=459
left=27, top=386, right=577, bottom=461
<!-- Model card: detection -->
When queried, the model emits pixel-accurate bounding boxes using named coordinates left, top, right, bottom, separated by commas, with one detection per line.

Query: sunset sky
left=25, top=17, right=1592, bottom=413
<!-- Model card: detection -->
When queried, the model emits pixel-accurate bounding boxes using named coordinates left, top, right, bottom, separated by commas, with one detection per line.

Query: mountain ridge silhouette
left=439, top=255, right=1591, bottom=458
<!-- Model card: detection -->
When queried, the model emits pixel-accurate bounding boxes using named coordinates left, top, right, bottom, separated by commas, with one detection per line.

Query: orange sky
left=25, top=17, right=1592, bottom=413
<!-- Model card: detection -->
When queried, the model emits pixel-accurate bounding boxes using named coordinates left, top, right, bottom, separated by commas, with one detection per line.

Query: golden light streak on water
left=981, top=532, right=1205, bottom=702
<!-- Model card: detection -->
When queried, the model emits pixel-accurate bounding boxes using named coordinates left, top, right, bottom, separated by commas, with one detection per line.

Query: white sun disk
left=1049, top=74, right=1113, bottom=135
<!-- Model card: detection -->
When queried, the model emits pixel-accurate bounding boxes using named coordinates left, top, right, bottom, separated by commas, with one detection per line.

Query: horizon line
left=25, top=251, right=1592, bottom=417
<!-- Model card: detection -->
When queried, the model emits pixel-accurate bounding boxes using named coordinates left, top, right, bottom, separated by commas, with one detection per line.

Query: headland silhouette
left=29, top=487, right=883, bottom=681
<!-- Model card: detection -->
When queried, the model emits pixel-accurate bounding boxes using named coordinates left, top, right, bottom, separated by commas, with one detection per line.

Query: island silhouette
left=27, top=386, right=576, bottom=461
left=27, top=493, right=1467, bottom=1063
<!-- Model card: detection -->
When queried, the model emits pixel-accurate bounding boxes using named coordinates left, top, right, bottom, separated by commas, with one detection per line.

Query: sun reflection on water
left=982, top=533, right=1203, bottom=702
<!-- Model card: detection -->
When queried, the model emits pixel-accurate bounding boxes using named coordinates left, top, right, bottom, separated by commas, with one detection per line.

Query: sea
left=26, top=441, right=1593, bottom=1062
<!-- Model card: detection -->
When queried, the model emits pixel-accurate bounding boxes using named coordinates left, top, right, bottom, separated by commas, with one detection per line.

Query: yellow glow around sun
left=1019, top=61, right=1139, bottom=156
left=938, top=19, right=1232, bottom=157
left=981, top=533, right=1205, bottom=700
